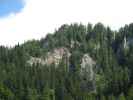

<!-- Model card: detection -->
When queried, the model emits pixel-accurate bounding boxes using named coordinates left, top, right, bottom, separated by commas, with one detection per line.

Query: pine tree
left=26, top=88, right=38, bottom=100
left=108, top=94, right=115, bottom=100
left=41, top=83, right=50, bottom=100
left=100, top=95, right=106, bottom=100
left=127, top=86, right=133, bottom=100
left=41, top=83, right=55, bottom=100
left=119, top=93, right=126, bottom=100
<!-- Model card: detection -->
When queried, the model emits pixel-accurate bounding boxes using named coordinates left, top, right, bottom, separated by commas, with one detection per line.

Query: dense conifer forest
left=0, top=23, right=133, bottom=100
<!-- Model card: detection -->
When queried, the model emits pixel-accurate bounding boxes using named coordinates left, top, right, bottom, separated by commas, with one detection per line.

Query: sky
left=0, top=0, right=133, bottom=46
left=0, top=0, right=24, bottom=17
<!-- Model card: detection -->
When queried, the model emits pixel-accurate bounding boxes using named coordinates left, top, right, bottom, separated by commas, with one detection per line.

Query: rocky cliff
left=27, top=47, right=71, bottom=67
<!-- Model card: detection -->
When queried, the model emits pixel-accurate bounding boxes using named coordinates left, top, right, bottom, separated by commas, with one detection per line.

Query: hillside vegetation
left=0, top=23, right=133, bottom=100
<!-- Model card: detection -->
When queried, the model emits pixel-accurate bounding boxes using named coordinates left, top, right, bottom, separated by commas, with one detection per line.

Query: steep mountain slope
left=0, top=23, right=133, bottom=100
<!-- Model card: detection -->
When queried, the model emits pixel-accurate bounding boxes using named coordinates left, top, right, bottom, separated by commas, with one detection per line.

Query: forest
left=0, top=23, right=133, bottom=100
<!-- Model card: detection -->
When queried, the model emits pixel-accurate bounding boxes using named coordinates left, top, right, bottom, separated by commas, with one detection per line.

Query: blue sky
left=0, top=0, right=24, bottom=17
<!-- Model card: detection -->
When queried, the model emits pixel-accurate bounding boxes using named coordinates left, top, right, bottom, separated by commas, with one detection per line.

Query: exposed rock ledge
left=80, top=54, right=96, bottom=81
left=27, top=47, right=71, bottom=66
left=80, top=54, right=96, bottom=92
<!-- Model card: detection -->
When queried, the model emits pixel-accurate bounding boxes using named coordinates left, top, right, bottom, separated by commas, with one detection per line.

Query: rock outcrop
left=27, top=47, right=71, bottom=66
left=45, top=47, right=71, bottom=66
left=27, top=57, right=45, bottom=66
left=80, top=54, right=96, bottom=92
left=80, top=54, right=96, bottom=80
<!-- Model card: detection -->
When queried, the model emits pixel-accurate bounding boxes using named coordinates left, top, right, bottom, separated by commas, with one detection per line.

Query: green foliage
left=119, top=93, right=126, bottom=100
left=108, top=94, right=115, bottom=100
left=0, top=83, right=14, bottom=100
left=127, top=86, right=133, bottom=100
left=41, top=84, right=51, bottom=100
left=26, top=88, right=38, bottom=100
left=0, top=23, right=133, bottom=100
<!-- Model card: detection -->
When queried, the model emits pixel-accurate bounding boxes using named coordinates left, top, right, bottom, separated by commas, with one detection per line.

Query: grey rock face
left=27, top=57, right=45, bottom=66
left=27, top=47, right=71, bottom=67
left=80, top=54, right=96, bottom=92
left=80, top=54, right=96, bottom=81
left=45, top=47, right=71, bottom=66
